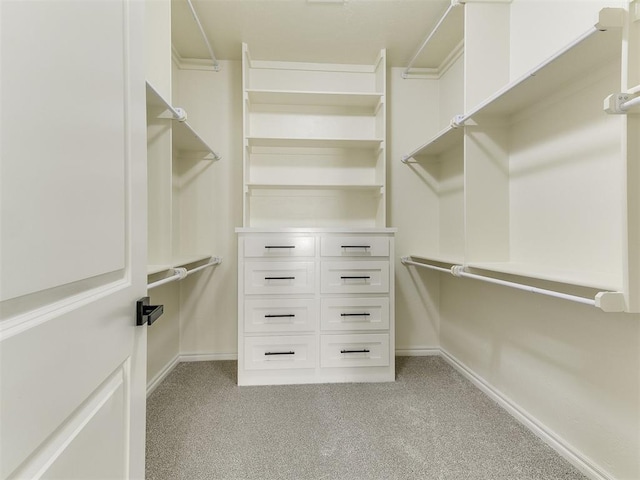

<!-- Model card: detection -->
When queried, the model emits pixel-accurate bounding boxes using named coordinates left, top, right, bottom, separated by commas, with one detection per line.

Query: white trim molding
left=146, top=355, right=180, bottom=398
left=439, top=349, right=614, bottom=480
left=395, top=347, right=440, bottom=356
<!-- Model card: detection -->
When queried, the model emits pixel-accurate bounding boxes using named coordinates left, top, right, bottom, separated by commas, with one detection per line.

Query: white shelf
left=247, top=89, right=382, bottom=108
left=404, top=124, right=464, bottom=162
left=466, top=261, right=621, bottom=292
left=463, top=20, right=622, bottom=122
left=147, top=264, right=172, bottom=275
left=247, top=136, right=383, bottom=149
left=406, top=2, right=464, bottom=71
left=247, top=183, right=383, bottom=191
left=146, top=81, right=219, bottom=160
left=410, top=253, right=465, bottom=267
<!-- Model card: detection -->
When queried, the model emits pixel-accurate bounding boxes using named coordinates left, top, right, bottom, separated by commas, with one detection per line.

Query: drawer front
left=320, top=334, right=389, bottom=368
left=321, top=297, right=389, bottom=331
left=321, top=261, right=389, bottom=294
left=245, top=298, right=317, bottom=333
left=245, top=261, right=315, bottom=295
left=321, top=236, right=389, bottom=257
left=244, top=336, right=316, bottom=370
left=244, top=236, right=315, bottom=258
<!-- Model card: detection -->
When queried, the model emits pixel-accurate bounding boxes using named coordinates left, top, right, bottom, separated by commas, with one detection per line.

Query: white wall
left=438, top=2, right=640, bottom=479
left=388, top=67, right=442, bottom=352
left=176, top=60, right=243, bottom=358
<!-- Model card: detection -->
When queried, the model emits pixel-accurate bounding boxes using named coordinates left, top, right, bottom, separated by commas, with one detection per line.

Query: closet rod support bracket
left=595, top=291, right=626, bottom=312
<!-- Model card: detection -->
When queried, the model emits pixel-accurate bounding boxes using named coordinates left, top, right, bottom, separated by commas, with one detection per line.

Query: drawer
left=321, top=261, right=389, bottom=294
left=244, top=336, right=316, bottom=370
left=244, top=298, right=317, bottom=333
left=321, top=236, right=389, bottom=257
left=245, top=261, right=314, bottom=295
left=320, top=334, right=389, bottom=368
left=244, top=236, right=315, bottom=258
left=321, top=297, right=389, bottom=331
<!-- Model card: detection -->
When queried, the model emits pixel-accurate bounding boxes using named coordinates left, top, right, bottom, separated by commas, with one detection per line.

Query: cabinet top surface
left=235, top=227, right=397, bottom=234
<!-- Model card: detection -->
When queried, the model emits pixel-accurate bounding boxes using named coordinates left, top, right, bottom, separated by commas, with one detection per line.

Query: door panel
left=0, top=1, right=147, bottom=479
left=0, top=0, right=129, bottom=302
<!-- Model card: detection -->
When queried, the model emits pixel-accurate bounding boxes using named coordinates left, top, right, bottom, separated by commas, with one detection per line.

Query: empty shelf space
left=148, top=264, right=172, bottom=275
left=247, top=89, right=382, bottom=108
left=462, top=16, right=623, bottom=122
left=466, top=261, right=622, bottom=291
left=403, top=125, right=464, bottom=162
left=247, top=137, right=384, bottom=149
left=410, top=253, right=465, bottom=267
left=247, top=183, right=383, bottom=191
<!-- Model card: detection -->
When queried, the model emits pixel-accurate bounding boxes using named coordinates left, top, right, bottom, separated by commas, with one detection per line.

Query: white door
left=1, top=1, right=148, bottom=479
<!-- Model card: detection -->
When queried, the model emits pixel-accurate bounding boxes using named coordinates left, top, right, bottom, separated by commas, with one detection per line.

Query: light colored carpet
left=146, top=357, right=587, bottom=480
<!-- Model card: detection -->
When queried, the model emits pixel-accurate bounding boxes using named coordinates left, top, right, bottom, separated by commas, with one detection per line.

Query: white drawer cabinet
left=244, top=298, right=317, bottom=333
left=321, top=297, right=389, bottom=331
left=321, top=261, right=389, bottom=294
left=237, top=229, right=396, bottom=386
left=244, top=236, right=315, bottom=258
left=244, top=336, right=316, bottom=370
left=321, top=236, right=389, bottom=257
left=244, top=261, right=315, bottom=295
left=320, top=334, right=390, bottom=368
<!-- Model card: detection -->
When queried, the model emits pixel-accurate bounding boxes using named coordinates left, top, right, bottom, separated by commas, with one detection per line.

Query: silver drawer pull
left=265, top=351, right=295, bottom=356
left=340, top=313, right=370, bottom=317
left=265, top=276, right=295, bottom=280
left=341, top=245, right=371, bottom=249
left=340, top=349, right=370, bottom=354
left=265, top=245, right=295, bottom=249
left=265, top=314, right=295, bottom=318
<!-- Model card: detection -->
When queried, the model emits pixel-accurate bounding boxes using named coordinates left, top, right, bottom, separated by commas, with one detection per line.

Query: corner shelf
left=146, top=82, right=219, bottom=161
left=461, top=15, right=623, bottom=123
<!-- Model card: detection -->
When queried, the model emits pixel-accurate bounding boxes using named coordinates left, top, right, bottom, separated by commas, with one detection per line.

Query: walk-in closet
left=1, top=0, right=638, bottom=479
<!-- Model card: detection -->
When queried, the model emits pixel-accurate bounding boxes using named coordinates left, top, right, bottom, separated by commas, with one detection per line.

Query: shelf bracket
left=603, top=93, right=640, bottom=114
left=595, top=291, right=626, bottom=312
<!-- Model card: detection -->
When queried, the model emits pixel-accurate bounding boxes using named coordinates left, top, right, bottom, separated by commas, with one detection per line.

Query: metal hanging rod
left=401, top=257, right=452, bottom=274
left=400, top=256, right=624, bottom=310
left=148, top=268, right=187, bottom=290
left=402, top=0, right=464, bottom=78
left=184, top=256, right=222, bottom=277
left=185, top=0, right=220, bottom=72
left=147, top=257, right=222, bottom=289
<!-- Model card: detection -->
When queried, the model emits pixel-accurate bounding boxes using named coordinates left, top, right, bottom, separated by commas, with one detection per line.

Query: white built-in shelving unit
left=242, top=43, right=387, bottom=228
left=238, top=45, right=395, bottom=386
left=401, top=5, right=638, bottom=313
left=145, top=2, right=221, bottom=287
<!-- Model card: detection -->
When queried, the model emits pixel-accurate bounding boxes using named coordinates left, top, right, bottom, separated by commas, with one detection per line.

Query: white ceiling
left=171, top=0, right=461, bottom=68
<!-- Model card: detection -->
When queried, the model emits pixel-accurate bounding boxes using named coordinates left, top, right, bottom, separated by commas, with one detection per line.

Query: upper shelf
left=247, top=136, right=384, bottom=149
left=403, top=8, right=624, bottom=161
left=462, top=11, right=623, bottom=123
left=247, top=89, right=382, bottom=108
left=404, top=1, right=464, bottom=74
left=146, top=82, right=220, bottom=161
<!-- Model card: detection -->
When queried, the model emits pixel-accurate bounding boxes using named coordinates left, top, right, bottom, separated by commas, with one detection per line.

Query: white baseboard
left=395, top=347, right=440, bottom=357
left=439, top=348, right=613, bottom=480
left=179, top=353, right=238, bottom=362
left=146, top=354, right=180, bottom=398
